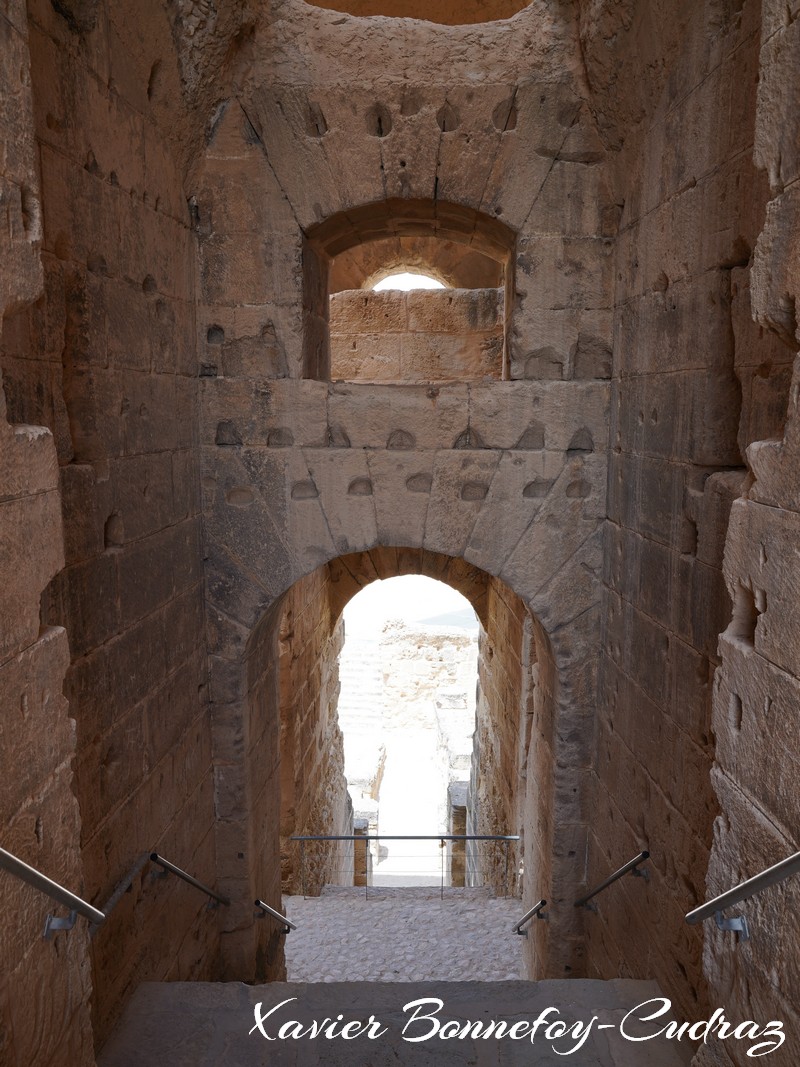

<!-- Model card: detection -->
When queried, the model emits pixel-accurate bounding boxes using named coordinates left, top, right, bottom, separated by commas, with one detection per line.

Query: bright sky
left=343, top=575, right=474, bottom=636
left=372, top=272, right=445, bottom=291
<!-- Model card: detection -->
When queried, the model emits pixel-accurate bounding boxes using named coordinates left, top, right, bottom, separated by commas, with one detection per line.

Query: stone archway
left=203, top=404, right=605, bottom=982
left=215, top=541, right=563, bottom=983
left=196, top=39, right=611, bottom=988
left=275, top=547, right=549, bottom=901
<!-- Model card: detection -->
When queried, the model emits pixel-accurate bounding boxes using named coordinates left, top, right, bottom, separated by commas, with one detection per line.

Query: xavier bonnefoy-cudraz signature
left=249, top=995, right=785, bottom=1057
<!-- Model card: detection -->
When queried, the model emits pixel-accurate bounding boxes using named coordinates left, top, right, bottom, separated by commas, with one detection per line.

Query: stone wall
left=329, top=288, right=503, bottom=382
left=692, top=1, right=800, bottom=1063
left=0, top=5, right=94, bottom=1064
left=582, top=0, right=793, bottom=1032
left=469, top=578, right=532, bottom=897
left=0, top=0, right=250, bottom=1048
left=278, top=567, right=352, bottom=895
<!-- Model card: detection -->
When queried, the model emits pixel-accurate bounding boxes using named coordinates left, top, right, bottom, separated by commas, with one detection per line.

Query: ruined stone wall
left=469, top=578, right=531, bottom=895
left=278, top=566, right=352, bottom=895
left=582, top=0, right=789, bottom=1029
left=370, top=621, right=477, bottom=843
left=377, top=622, right=477, bottom=724
left=329, top=288, right=503, bottom=382
left=692, top=2, right=800, bottom=1063
left=229, top=602, right=285, bottom=979
left=0, top=0, right=237, bottom=1047
left=0, top=5, right=95, bottom=1065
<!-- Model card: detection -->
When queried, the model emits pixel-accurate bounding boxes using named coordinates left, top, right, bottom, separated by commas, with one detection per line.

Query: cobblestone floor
left=283, top=886, right=526, bottom=982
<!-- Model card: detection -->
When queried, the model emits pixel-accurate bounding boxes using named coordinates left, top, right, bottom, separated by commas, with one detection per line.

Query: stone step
left=99, top=980, right=695, bottom=1067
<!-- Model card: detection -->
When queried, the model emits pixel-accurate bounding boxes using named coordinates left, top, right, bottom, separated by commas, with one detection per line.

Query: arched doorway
left=227, top=544, right=562, bottom=981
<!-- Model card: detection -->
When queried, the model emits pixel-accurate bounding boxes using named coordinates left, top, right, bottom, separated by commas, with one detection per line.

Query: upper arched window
left=303, top=200, right=515, bottom=383
left=372, top=272, right=446, bottom=292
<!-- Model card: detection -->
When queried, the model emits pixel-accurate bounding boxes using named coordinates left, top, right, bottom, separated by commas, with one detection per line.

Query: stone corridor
left=4, top=0, right=800, bottom=1064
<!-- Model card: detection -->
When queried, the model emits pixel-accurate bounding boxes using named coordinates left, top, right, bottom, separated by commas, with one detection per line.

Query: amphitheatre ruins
left=1, top=0, right=800, bottom=1063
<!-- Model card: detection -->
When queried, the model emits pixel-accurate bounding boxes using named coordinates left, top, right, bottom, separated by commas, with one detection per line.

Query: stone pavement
left=282, top=886, right=526, bottom=982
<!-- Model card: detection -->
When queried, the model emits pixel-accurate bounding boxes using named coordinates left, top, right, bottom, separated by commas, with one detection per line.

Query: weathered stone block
left=327, top=382, right=469, bottom=450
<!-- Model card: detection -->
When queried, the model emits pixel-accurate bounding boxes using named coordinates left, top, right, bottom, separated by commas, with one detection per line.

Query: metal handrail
left=254, top=898, right=296, bottom=933
left=0, top=845, right=106, bottom=936
left=686, top=849, right=800, bottom=927
left=94, top=852, right=150, bottom=929
left=575, top=851, right=650, bottom=910
left=512, top=899, right=547, bottom=934
left=292, top=832, right=520, bottom=899
left=150, top=853, right=230, bottom=907
left=291, top=834, right=520, bottom=841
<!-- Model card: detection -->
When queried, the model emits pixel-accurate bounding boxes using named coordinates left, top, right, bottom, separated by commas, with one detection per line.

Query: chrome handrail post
left=44, top=911, right=78, bottom=939
left=149, top=853, right=230, bottom=907
left=1, top=845, right=106, bottom=935
left=685, top=849, right=800, bottom=936
left=512, top=899, right=548, bottom=935
left=254, top=899, right=296, bottom=934
left=715, top=910, right=750, bottom=941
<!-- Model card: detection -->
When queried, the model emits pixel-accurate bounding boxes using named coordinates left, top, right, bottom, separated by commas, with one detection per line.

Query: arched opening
left=303, top=0, right=533, bottom=25
left=338, top=575, right=479, bottom=887
left=371, top=271, right=446, bottom=291
left=304, top=199, right=515, bottom=382
left=269, top=547, right=554, bottom=927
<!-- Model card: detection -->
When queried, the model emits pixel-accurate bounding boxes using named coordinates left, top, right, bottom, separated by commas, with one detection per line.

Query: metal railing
left=10, top=826, right=799, bottom=952
left=1, top=846, right=106, bottom=939
left=575, top=851, right=650, bottom=911
left=94, top=852, right=150, bottom=930
left=512, top=899, right=547, bottom=935
left=0, top=846, right=234, bottom=940
left=291, top=834, right=520, bottom=898
left=255, top=898, right=296, bottom=933
left=150, top=853, right=230, bottom=908
left=685, top=848, right=800, bottom=941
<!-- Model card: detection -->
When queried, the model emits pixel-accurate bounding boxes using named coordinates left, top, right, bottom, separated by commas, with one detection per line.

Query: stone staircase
left=338, top=636, right=387, bottom=813
left=98, top=887, right=695, bottom=1066
left=338, top=634, right=385, bottom=741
